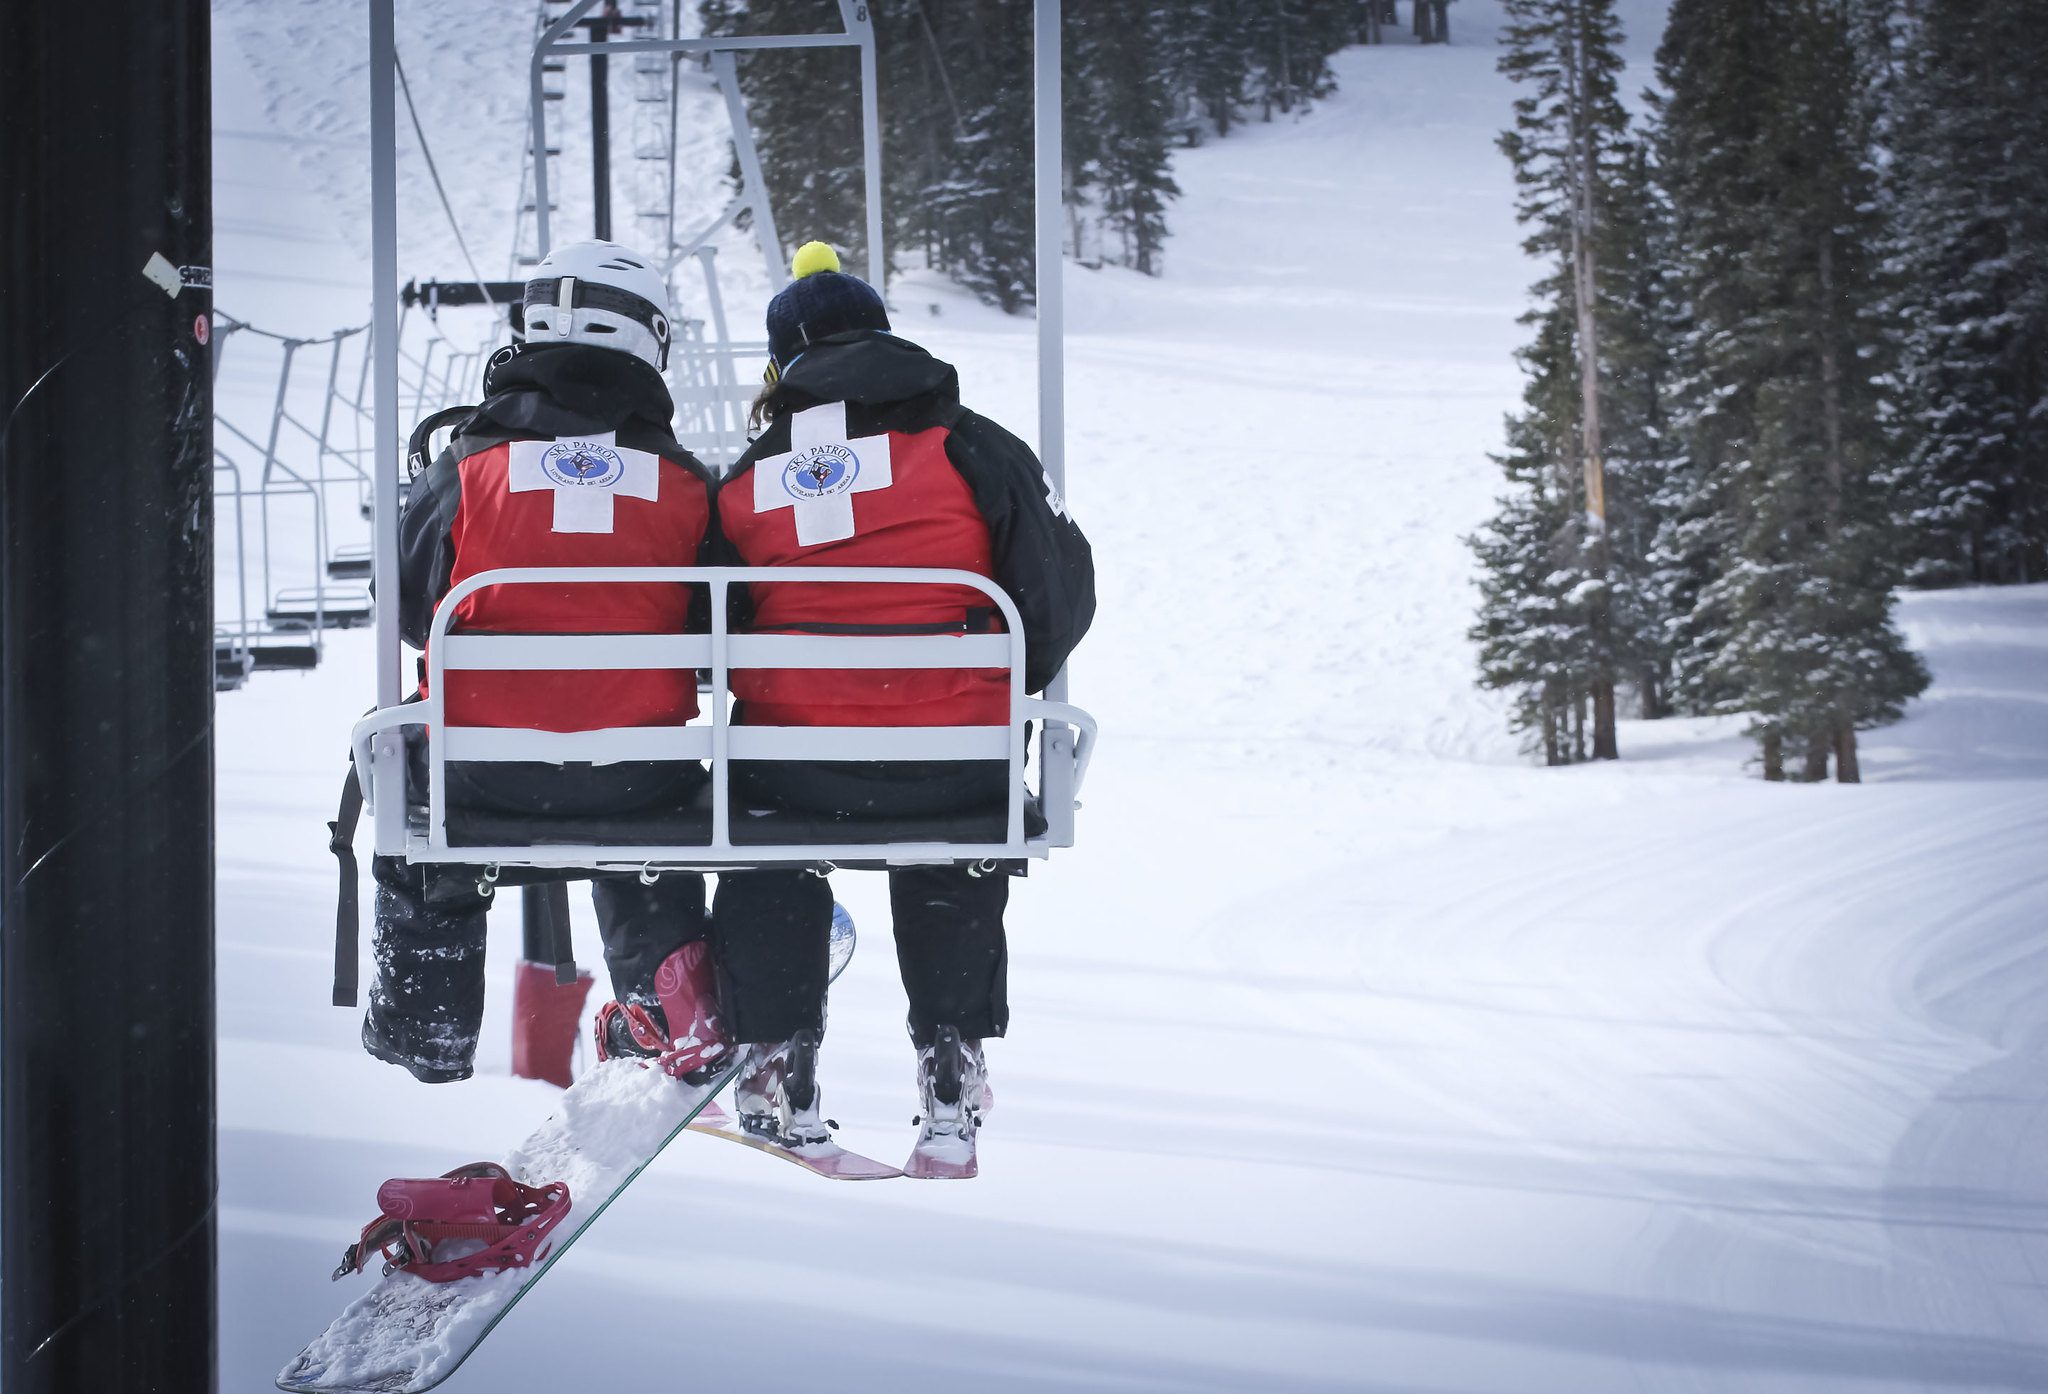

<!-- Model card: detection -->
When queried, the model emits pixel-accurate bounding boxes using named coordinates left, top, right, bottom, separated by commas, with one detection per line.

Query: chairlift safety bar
left=349, top=566, right=1096, bottom=869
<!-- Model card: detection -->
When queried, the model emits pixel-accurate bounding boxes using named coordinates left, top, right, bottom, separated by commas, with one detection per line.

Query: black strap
left=520, top=884, right=579, bottom=985
left=545, top=883, right=577, bottom=986
left=329, top=768, right=365, bottom=1007
left=406, top=404, right=476, bottom=483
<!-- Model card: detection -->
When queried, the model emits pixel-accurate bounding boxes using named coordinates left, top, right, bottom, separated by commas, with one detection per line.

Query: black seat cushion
left=427, top=759, right=1045, bottom=851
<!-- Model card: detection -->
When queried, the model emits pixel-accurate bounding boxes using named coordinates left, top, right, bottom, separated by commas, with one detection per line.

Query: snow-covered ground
left=214, top=3, right=2048, bottom=1389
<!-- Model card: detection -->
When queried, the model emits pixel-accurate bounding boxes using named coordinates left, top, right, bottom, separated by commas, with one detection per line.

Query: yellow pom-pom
left=791, top=241, right=841, bottom=279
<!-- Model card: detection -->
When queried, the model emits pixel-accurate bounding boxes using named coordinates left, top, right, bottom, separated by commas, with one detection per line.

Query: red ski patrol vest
left=435, top=433, right=711, bottom=732
left=718, top=399, right=1008, bottom=728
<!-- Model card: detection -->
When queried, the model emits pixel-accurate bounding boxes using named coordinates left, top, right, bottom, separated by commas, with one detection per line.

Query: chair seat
left=424, top=795, right=1046, bottom=851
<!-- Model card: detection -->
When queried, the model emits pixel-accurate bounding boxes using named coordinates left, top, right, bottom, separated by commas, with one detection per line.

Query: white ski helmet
left=521, top=240, right=673, bottom=371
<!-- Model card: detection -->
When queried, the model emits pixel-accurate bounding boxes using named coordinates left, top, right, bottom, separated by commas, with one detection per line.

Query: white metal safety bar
left=349, top=566, right=1096, bottom=870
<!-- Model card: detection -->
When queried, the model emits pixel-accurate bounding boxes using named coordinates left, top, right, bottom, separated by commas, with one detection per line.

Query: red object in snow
left=510, top=959, right=593, bottom=1089
left=333, top=1162, right=571, bottom=1284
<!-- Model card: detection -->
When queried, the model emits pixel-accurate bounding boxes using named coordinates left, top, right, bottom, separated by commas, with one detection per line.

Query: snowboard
left=276, top=906, right=861, bottom=1393
left=686, top=1100, right=903, bottom=1180
left=683, top=904, right=899, bottom=1178
left=275, top=1059, right=736, bottom=1393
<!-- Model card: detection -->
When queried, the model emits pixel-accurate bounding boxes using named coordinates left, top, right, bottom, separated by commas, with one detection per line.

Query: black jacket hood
left=467, top=342, right=678, bottom=441
left=777, top=332, right=959, bottom=412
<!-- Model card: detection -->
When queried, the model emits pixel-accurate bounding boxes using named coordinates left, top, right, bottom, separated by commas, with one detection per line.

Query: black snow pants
left=362, top=758, right=707, bottom=1083
left=710, top=760, right=1011, bottom=1048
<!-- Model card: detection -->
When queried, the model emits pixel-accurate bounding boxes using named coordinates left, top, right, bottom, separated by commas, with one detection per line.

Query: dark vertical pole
left=0, top=1, right=216, bottom=1392
left=521, top=883, right=575, bottom=978
left=591, top=30, right=613, bottom=240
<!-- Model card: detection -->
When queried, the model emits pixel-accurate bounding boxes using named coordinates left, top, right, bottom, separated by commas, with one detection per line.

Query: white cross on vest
left=752, top=401, right=894, bottom=547
left=507, top=431, right=661, bottom=534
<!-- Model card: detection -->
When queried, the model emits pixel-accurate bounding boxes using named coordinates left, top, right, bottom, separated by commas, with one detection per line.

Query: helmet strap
left=553, top=276, right=576, bottom=339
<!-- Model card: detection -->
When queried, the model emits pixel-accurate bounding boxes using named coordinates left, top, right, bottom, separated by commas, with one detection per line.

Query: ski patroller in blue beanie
left=764, top=241, right=891, bottom=369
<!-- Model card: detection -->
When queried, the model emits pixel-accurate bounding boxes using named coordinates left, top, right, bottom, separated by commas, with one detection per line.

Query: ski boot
left=906, top=1025, right=987, bottom=1179
left=593, top=940, right=731, bottom=1084
left=733, top=1029, right=833, bottom=1148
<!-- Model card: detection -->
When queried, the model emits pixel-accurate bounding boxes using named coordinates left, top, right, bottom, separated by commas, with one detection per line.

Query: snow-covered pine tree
left=1883, top=0, right=2048, bottom=585
left=1597, top=141, right=1681, bottom=719
left=1239, top=1, right=1350, bottom=119
left=1164, top=1, right=1251, bottom=137
left=1470, top=306, right=1604, bottom=764
left=1067, top=5, right=1179, bottom=276
left=911, top=0, right=1036, bottom=309
left=1652, top=0, right=1927, bottom=781
left=1642, top=0, right=1771, bottom=731
left=697, top=1, right=1356, bottom=307
left=1478, top=0, right=1638, bottom=760
left=700, top=0, right=867, bottom=267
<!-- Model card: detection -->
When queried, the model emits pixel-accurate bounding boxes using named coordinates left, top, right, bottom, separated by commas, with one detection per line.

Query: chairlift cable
left=394, top=51, right=500, bottom=311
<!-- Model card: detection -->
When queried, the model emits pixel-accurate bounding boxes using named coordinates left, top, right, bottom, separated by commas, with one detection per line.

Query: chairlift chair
left=352, top=0, right=1090, bottom=878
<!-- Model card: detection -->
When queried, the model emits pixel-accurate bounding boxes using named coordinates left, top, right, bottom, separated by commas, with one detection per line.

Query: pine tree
left=1652, top=0, right=1927, bottom=780
left=700, top=0, right=868, bottom=267
left=1480, top=0, right=1637, bottom=760
left=697, top=0, right=1357, bottom=307
left=1067, top=4, right=1180, bottom=275
left=1470, top=306, right=1604, bottom=763
left=1884, top=0, right=2048, bottom=585
left=1599, top=142, right=1681, bottom=717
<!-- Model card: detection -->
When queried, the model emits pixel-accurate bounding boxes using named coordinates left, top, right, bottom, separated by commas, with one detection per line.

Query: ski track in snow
left=214, top=2, right=2048, bottom=1389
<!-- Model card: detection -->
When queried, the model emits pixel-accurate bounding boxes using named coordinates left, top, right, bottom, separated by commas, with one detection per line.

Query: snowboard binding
left=333, top=1162, right=571, bottom=1284
left=593, top=940, right=732, bottom=1083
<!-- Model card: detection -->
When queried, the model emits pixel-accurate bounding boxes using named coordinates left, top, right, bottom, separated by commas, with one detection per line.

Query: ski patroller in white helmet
left=521, top=240, right=673, bottom=371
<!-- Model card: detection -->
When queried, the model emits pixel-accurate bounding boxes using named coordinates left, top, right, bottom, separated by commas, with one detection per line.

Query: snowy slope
left=214, top=3, right=2048, bottom=1391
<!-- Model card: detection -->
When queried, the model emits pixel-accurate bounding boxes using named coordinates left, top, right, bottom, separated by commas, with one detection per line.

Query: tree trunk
left=1543, top=694, right=1561, bottom=766
left=1563, top=4, right=1618, bottom=760
left=1276, top=0, right=1294, bottom=112
left=1639, top=665, right=1663, bottom=720
left=1816, top=233, right=1856, bottom=772
left=1433, top=0, right=1451, bottom=44
left=1801, top=732, right=1830, bottom=782
left=1592, top=682, right=1616, bottom=758
left=1762, top=729, right=1785, bottom=782
left=1834, top=719, right=1861, bottom=784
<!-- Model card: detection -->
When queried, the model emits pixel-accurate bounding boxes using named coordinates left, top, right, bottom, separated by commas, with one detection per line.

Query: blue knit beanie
left=765, top=242, right=890, bottom=369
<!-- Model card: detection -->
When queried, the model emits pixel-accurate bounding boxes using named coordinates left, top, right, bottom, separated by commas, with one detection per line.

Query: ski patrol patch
left=780, top=442, right=859, bottom=501
left=508, top=431, right=660, bottom=533
left=753, top=401, right=893, bottom=546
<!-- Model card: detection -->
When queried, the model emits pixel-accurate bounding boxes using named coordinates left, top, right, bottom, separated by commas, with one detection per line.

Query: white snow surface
left=215, top=3, right=2048, bottom=1390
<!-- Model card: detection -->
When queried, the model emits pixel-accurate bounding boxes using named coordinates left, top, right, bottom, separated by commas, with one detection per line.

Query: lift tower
left=0, top=2, right=217, bottom=1392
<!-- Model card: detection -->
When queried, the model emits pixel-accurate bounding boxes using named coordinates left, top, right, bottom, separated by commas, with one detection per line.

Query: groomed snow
left=215, top=2, right=2048, bottom=1389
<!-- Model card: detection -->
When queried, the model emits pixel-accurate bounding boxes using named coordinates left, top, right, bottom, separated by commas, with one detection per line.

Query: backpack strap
left=328, top=765, right=365, bottom=1007
left=406, top=404, right=478, bottom=482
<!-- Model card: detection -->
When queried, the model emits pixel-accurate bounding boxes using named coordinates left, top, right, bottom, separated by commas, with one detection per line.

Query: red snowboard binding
left=333, top=1162, right=571, bottom=1284
left=593, top=940, right=731, bottom=1081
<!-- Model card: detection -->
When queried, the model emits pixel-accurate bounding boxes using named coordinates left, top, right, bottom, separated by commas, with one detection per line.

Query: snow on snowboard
left=277, top=909, right=867, bottom=1393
